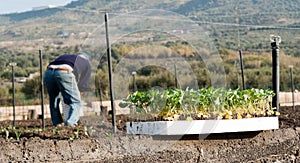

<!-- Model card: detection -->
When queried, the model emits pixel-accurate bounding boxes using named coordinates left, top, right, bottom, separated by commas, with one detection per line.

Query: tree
left=21, top=76, right=40, bottom=99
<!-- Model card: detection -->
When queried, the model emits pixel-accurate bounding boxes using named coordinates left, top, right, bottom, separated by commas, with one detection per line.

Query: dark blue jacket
left=48, top=54, right=91, bottom=92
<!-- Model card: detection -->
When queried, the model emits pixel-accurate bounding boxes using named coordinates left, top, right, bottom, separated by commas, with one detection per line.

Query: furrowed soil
left=0, top=106, right=299, bottom=162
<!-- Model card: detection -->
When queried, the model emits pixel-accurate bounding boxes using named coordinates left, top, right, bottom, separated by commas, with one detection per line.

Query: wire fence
left=0, top=5, right=299, bottom=127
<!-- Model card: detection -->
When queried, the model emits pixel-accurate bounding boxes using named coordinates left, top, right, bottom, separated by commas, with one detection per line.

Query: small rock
left=295, top=127, right=300, bottom=134
left=289, top=154, right=296, bottom=160
left=200, top=148, right=204, bottom=157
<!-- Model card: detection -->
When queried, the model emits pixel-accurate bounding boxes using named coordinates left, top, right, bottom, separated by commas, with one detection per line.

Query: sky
left=0, top=0, right=75, bottom=14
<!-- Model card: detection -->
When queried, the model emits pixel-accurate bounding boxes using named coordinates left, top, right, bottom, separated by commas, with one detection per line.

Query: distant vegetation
left=1, top=41, right=300, bottom=105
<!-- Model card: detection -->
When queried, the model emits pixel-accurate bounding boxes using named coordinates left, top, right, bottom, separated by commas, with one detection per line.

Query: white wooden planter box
left=126, top=117, right=279, bottom=135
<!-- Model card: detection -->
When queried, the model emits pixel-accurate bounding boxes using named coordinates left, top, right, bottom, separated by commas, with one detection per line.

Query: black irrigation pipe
left=271, top=35, right=281, bottom=112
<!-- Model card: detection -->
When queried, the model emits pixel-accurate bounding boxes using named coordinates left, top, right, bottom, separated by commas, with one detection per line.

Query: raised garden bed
left=126, top=117, right=279, bottom=135
left=120, top=87, right=280, bottom=135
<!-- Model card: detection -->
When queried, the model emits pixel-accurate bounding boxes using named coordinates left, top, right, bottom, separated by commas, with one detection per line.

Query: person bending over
left=44, top=52, right=91, bottom=126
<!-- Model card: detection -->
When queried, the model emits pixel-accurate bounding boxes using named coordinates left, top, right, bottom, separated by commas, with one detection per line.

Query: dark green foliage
left=94, top=68, right=109, bottom=99
left=0, top=85, right=9, bottom=99
left=120, top=87, right=276, bottom=120
left=21, top=76, right=40, bottom=99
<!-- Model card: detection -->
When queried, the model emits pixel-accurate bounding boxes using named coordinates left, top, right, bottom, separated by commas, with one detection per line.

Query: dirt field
left=0, top=106, right=299, bottom=162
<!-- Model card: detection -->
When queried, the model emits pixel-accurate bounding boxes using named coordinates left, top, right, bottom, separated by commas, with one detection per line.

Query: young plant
left=15, top=131, right=21, bottom=140
left=69, top=136, right=74, bottom=141
left=74, top=129, right=79, bottom=139
left=120, top=87, right=277, bottom=121
left=2, top=128, right=9, bottom=139
left=105, top=132, right=113, bottom=138
left=52, top=128, right=58, bottom=134
left=82, top=126, right=89, bottom=136
left=88, top=127, right=96, bottom=136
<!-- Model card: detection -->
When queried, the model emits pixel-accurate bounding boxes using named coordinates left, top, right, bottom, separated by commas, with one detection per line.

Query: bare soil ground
left=0, top=106, right=299, bottom=162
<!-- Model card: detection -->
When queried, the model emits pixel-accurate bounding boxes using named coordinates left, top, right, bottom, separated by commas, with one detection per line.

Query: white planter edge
left=126, top=117, right=279, bottom=135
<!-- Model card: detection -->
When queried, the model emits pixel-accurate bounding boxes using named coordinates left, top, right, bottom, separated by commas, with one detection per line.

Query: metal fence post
left=174, top=64, right=178, bottom=88
left=239, top=50, right=245, bottom=90
left=105, top=12, right=117, bottom=133
left=132, top=72, right=137, bottom=92
left=9, top=62, right=16, bottom=127
left=289, top=65, right=295, bottom=111
left=39, top=50, right=45, bottom=129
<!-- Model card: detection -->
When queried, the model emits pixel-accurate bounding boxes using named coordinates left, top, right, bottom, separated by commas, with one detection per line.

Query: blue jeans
left=44, top=69, right=82, bottom=126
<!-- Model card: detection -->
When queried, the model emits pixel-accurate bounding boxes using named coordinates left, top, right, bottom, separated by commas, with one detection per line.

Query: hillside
left=0, top=0, right=299, bottom=53
left=2, top=0, right=300, bottom=25
left=0, top=0, right=299, bottom=103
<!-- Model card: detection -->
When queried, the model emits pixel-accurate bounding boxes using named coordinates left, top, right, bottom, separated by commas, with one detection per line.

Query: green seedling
left=2, top=128, right=9, bottom=139
left=82, top=126, right=89, bottom=136
left=121, top=88, right=276, bottom=120
left=15, top=131, right=21, bottom=140
left=52, top=128, right=58, bottom=134
left=69, top=135, right=74, bottom=141
left=34, top=128, right=40, bottom=133
left=19, top=127, right=25, bottom=132
left=88, top=127, right=96, bottom=136
left=74, top=129, right=79, bottom=139
left=105, top=132, right=113, bottom=138
left=7, top=126, right=15, bottom=130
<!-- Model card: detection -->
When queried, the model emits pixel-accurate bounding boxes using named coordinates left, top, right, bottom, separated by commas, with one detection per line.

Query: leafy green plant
left=15, top=131, right=21, bottom=140
left=74, top=129, right=79, bottom=139
left=52, top=128, right=58, bottom=134
left=105, top=132, right=113, bottom=138
left=82, top=126, right=89, bottom=136
left=1, top=128, right=9, bottom=139
left=69, top=136, right=74, bottom=141
left=88, top=127, right=96, bottom=136
left=34, top=127, right=42, bottom=133
left=120, top=87, right=278, bottom=121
